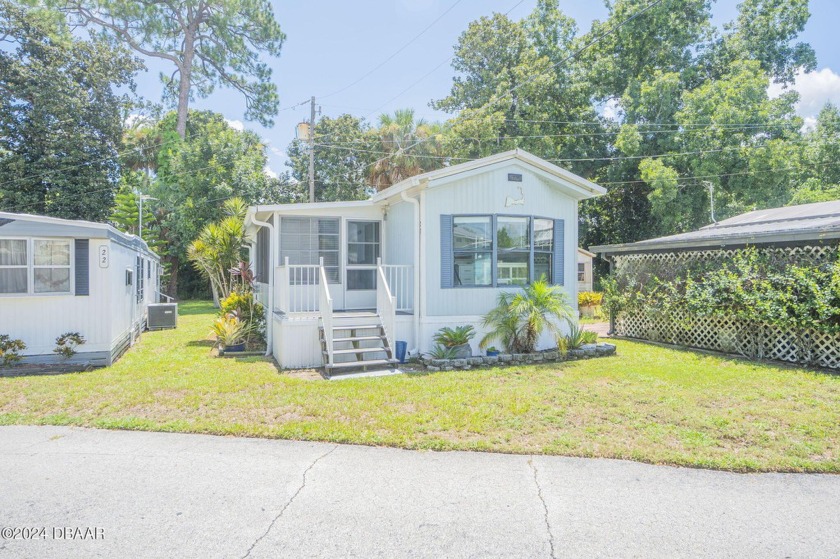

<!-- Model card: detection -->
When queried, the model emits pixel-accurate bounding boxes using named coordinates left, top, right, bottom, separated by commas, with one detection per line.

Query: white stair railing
left=275, top=257, right=322, bottom=314
left=376, top=262, right=397, bottom=358
left=380, top=264, right=413, bottom=313
left=318, top=260, right=334, bottom=367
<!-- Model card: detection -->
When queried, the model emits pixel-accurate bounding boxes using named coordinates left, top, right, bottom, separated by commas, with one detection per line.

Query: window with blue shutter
left=74, top=239, right=89, bottom=296
left=440, top=215, right=565, bottom=288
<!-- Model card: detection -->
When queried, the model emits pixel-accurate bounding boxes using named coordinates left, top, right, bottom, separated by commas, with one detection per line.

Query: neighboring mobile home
left=0, top=211, right=160, bottom=366
left=246, top=149, right=606, bottom=372
left=577, top=247, right=596, bottom=292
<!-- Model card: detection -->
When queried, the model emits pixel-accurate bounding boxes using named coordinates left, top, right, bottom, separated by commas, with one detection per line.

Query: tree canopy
left=0, top=1, right=140, bottom=221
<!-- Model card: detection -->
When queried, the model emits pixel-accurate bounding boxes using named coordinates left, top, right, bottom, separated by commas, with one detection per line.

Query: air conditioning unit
left=147, top=303, right=178, bottom=330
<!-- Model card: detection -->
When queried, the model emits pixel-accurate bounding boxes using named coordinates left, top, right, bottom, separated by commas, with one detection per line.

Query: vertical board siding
left=553, top=219, right=565, bottom=286
left=440, top=214, right=453, bottom=288
left=74, top=239, right=90, bottom=295
left=424, top=164, right=579, bottom=316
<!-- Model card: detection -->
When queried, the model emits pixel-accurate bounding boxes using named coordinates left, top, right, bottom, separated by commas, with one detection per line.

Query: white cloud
left=225, top=119, right=245, bottom=132
left=264, top=165, right=278, bottom=179
left=768, top=68, right=840, bottom=118
left=269, top=146, right=285, bottom=159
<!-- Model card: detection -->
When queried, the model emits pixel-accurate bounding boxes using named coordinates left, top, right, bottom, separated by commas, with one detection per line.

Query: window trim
left=447, top=214, right=555, bottom=289
left=0, top=237, right=74, bottom=297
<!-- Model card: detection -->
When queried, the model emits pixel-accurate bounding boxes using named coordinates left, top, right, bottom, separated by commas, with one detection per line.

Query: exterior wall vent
left=507, top=173, right=523, bottom=182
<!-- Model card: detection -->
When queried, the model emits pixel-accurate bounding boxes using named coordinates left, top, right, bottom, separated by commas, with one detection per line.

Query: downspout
left=401, top=189, right=421, bottom=355
left=250, top=208, right=275, bottom=358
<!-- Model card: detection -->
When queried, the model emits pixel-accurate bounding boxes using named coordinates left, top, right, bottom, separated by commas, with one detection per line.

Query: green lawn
left=1, top=300, right=838, bottom=473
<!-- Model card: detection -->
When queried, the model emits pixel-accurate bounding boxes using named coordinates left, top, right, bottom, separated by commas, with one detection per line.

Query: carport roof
left=590, top=200, right=840, bottom=255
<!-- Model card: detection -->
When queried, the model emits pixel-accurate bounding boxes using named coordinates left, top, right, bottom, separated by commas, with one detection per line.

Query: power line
left=319, top=0, right=466, bottom=100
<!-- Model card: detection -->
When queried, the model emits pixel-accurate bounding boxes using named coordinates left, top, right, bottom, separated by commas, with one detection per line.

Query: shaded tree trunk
left=165, top=255, right=180, bottom=298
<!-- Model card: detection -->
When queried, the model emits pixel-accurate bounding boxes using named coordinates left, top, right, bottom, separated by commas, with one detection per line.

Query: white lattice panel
left=613, top=245, right=840, bottom=369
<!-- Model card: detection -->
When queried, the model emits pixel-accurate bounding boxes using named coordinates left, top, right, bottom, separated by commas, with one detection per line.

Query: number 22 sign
left=98, top=245, right=110, bottom=268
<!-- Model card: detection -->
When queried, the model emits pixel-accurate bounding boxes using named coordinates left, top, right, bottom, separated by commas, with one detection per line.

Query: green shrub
left=220, top=290, right=265, bottom=344
left=432, top=325, right=475, bottom=348
left=481, top=279, right=575, bottom=353
left=212, top=316, right=249, bottom=348
left=54, top=332, right=86, bottom=360
left=0, top=335, right=26, bottom=366
left=426, top=345, right=460, bottom=360
left=578, top=291, right=603, bottom=307
left=581, top=330, right=599, bottom=344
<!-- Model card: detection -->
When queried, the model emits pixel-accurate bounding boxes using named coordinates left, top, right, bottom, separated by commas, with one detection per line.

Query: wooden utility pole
left=309, top=96, right=316, bottom=203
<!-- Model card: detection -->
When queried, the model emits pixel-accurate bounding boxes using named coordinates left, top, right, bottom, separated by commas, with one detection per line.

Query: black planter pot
left=224, top=343, right=246, bottom=353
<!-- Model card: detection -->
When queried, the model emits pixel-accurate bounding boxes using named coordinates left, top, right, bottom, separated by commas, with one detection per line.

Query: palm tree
left=369, top=109, right=448, bottom=190
left=187, top=198, right=250, bottom=306
left=480, top=278, right=575, bottom=353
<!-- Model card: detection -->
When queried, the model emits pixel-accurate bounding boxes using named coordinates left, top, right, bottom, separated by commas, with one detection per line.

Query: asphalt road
left=0, top=426, right=837, bottom=558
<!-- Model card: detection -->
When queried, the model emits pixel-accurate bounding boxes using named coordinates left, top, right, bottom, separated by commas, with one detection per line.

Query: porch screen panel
left=280, top=217, right=340, bottom=284
left=256, top=226, right=269, bottom=284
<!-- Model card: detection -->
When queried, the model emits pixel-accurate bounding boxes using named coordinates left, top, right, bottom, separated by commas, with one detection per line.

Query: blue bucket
left=395, top=341, right=408, bottom=364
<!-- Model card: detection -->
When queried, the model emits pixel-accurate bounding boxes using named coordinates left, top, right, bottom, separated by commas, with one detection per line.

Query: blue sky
left=129, top=0, right=840, bottom=177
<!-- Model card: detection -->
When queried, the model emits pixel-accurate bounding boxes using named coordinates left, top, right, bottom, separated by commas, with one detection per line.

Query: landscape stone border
left=418, top=343, right=616, bottom=372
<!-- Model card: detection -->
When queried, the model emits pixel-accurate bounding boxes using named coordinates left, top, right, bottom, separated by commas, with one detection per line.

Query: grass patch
left=1, top=300, right=838, bottom=472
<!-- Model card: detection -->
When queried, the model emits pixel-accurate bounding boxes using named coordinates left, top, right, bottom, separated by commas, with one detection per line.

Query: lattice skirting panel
left=615, top=311, right=840, bottom=369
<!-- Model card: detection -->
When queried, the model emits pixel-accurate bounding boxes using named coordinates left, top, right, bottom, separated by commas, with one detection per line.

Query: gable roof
left=372, top=148, right=606, bottom=202
left=249, top=149, right=605, bottom=220
left=591, top=200, right=840, bottom=255
left=0, top=211, right=157, bottom=256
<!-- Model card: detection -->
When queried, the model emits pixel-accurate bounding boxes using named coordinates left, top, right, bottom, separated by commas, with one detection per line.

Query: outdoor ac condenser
left=147, top=303, right=178, bottom=330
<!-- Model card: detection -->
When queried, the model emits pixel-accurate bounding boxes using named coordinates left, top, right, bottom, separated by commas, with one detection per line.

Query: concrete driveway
left=0, top=426, right=837, bottom=558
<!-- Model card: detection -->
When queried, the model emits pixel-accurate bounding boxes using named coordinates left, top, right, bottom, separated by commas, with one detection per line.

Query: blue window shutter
left=74, top=239, right=89, bottom=296
left=440, top=215, right=453, bottom=288
left=552, top=219, right=564, bottom=286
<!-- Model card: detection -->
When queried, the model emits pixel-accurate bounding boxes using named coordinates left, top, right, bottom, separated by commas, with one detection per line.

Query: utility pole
left=309, top=96, right=316, bottom=203
left=137, top=193, right=157, bottom=239
left=703, top=181, right=716, bottom=223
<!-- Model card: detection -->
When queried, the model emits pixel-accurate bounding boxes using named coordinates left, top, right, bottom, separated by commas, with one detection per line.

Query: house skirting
left=271, top=313, right=568, bottom=369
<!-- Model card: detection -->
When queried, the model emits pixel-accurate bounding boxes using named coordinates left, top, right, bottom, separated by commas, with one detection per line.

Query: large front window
left=450, top=216, right=554, bottom=287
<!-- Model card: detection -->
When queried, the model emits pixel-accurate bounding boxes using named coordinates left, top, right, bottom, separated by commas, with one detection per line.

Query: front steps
left=319, top=312, right=397, bottom=377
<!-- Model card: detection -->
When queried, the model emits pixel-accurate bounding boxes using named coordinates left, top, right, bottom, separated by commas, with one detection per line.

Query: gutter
left=250, top=208, right=275, bottom=358
left=401, top=190, right=421, bottom=356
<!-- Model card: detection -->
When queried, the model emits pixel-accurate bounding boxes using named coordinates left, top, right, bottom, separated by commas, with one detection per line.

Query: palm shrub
left=480, top=278, right=575, bottom=353
left=432, top=325, right=475, bottom=347
left=187, top=197, right=251, bottom=306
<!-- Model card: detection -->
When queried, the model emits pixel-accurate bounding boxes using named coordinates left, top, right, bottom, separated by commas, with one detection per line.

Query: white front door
left=344, top=220, right=380, bottom=310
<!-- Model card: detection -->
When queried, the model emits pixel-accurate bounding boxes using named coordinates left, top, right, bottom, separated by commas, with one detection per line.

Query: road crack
left=529, top=457, right=556, bottom=559
left=241, top=444, right=338, bottom=558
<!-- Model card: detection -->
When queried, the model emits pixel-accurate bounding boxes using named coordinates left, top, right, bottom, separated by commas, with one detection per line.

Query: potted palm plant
left=212, top=316, right=249, bottom=353
left=432, top=325, right=476, bottom=359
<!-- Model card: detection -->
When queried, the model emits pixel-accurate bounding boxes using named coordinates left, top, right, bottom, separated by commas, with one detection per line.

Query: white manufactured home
left=0, top=212, right=161, bottom=366
left=246, top=149, right=606, bottom=372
